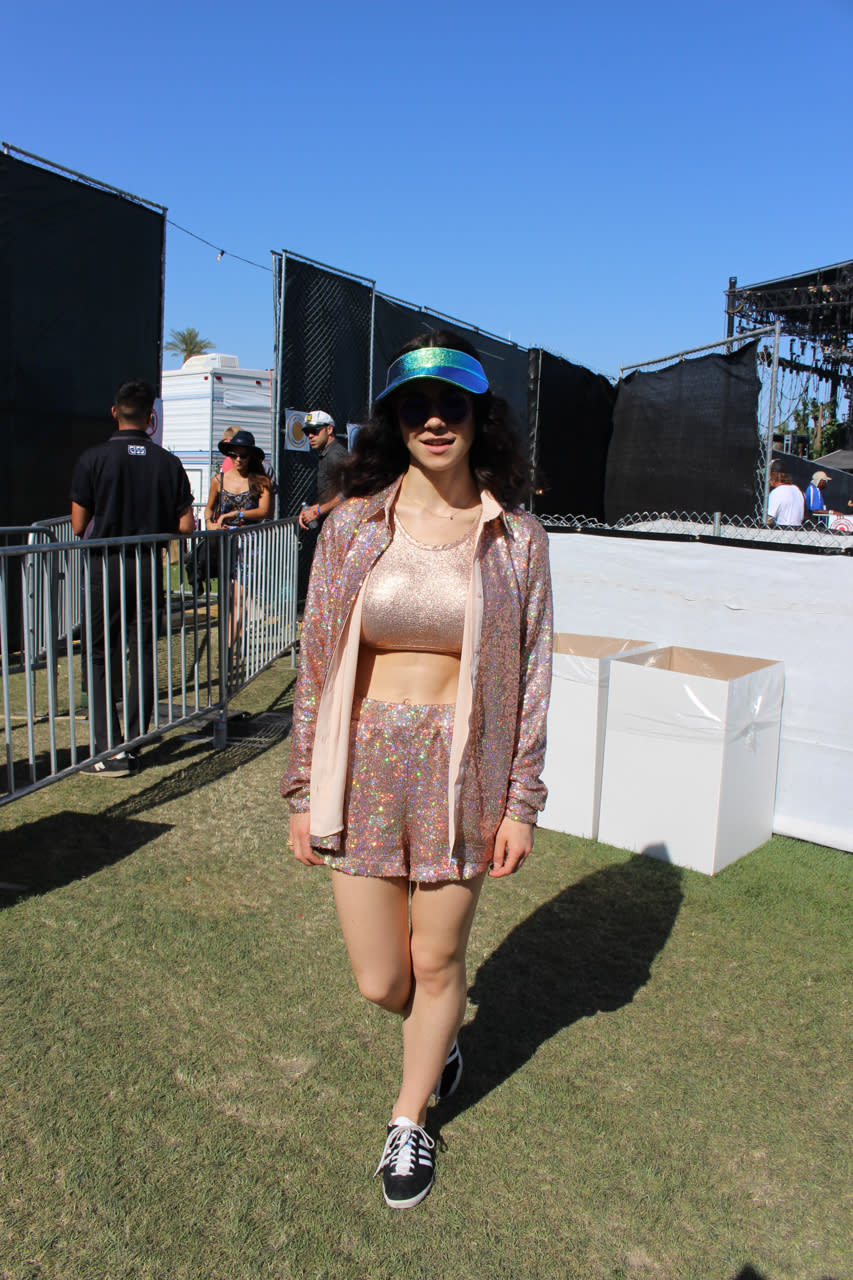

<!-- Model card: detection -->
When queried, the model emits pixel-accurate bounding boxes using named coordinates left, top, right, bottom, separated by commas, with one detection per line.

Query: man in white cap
left=298, top=410, right=347, bottom=530
left=804, top=470, right=830, bottom=527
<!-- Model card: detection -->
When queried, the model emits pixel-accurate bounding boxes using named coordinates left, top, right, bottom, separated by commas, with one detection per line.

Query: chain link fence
left=539, top=509, right=853, bottom=553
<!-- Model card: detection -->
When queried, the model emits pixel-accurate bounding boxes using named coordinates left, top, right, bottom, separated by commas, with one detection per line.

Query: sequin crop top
left=360, top=516, right=477, bottom=656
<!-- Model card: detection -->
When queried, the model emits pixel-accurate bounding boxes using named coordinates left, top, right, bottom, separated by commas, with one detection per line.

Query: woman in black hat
left=204, top=429, right=272, bottom=531
left=204, top=429, right=272, bottom=641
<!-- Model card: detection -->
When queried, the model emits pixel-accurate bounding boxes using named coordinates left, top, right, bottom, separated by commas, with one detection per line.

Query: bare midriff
left=355, top=647, right=460, bottom=705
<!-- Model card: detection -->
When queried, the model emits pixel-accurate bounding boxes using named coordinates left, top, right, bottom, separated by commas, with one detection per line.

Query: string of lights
left=166, top=219, right=272, bottom=273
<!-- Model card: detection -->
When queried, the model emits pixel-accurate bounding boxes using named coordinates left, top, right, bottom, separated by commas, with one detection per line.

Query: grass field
left=0, top=659, right=850, bottom=1280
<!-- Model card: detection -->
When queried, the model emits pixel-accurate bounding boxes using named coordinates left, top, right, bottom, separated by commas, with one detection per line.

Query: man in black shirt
left=70, top=380, right=194, bottom=775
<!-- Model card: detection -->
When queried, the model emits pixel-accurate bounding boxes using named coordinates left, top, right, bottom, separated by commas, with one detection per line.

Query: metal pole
left=271, top=251, right=284, bottom=519
left=208, top=354, right=216, bottom=500
left=273, top=252, right=287, bottom=517
left=762, top=319, right=782, bottom=522
left=368, top=285, right=376, bottom=409
left=213, top=532, right=230, bottom=748
left=528, top=348, right=542, bottom=514
left=725, top=276, right=737, bottom=351
left=620, top=325, right=776, bottom=376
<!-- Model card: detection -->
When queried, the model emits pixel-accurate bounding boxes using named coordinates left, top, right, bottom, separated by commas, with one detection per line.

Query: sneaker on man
left=374, top=1118, right=435, bottom=1209
left=80, top=752, right=137, bottom=777
left=434, top=1039, right=462, bottom=1103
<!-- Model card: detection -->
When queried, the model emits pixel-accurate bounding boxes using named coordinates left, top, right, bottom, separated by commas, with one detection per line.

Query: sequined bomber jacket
left=280, top=479, right=553, bottom=853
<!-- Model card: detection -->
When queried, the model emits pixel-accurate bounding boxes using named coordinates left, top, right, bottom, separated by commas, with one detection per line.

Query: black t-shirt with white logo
left=70, top=430, right=194, bottom=539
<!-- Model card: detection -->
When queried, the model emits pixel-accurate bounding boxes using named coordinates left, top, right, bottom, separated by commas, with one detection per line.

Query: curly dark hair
left=334, top=330, right=532, bottom=508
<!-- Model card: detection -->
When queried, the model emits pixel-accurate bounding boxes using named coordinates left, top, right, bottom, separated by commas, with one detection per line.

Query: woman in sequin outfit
left=282, top=331, right=552, bottom=1209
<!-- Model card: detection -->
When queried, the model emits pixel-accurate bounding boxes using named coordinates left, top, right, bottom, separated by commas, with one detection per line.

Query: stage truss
left=727, top=260, right=853, bottom=454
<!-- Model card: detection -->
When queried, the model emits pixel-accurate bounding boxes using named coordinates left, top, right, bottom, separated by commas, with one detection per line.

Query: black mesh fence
left=280, top=449, right=318, bottom=521
left=277, top=257, right=373, bottom=590
left=0, top=153, right=165, bottom=529
left=605, top=341, right=761, bottom=521
left=279, top=257, right=373, bottom=442
left=276, top=255, right=773, bottom=539
left=530, top=350, right=617, bottom=519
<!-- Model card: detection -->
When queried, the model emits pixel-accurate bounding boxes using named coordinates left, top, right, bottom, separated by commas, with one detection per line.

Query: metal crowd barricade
left=29, top=515, right=80, bottom=655
left=221, top=518, right=300, bottom=697
left=0, top=518, right=300, bottom=805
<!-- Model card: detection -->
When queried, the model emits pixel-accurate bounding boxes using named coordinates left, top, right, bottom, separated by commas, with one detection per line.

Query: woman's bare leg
left=228, top=580, right=244, bottom=646
left=393, top=874, right=485, bottom=1125
left=330, top=871, right=413, bottom=1012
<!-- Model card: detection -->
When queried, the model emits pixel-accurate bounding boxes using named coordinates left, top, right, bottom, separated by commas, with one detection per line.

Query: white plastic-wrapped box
left=540, top=634, right=654, bottom=840
left=597, top=646, right=785, bottom=875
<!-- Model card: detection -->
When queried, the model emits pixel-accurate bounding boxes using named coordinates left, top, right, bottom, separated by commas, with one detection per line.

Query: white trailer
left=161, top=353, right=275, bottom=515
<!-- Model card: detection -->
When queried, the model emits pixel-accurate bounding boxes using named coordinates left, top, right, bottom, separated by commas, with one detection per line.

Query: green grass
left=0, top=658, right=850, bottom=1280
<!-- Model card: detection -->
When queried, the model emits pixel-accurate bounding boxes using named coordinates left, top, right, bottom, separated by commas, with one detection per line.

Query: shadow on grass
left=100, top=711, right=286, bottom=814
left=0, top=702, right=293, bottom=904
left=730, top=1270, right=841, bottom=1280
left=0, top=809, right=173, bottom=903
left=433, top=854, right=684, bottom=1131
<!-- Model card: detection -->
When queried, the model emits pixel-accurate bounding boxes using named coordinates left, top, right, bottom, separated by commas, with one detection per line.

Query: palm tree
left=164, top=327, right=215, bottom=364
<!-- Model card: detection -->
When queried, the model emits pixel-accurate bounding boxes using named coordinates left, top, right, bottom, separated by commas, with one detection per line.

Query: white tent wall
left=547, top=533, right=853, bottom=854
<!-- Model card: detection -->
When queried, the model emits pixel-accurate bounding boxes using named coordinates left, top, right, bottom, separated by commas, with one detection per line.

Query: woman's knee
left=356, top=967, right=412, bottom=1012
left=409, top=939, right=463, bottom=995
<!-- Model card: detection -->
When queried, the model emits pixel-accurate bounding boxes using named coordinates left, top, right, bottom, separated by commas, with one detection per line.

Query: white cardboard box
left=597, top=646, right=785, bottom=875
left=540, top=634, right=654, bottom=840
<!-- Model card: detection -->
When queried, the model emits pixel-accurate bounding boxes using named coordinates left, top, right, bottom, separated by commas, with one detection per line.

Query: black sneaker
left=374, top=1118, right=435, bottom=1209
left=434, top=1039, right=462, bottom=1102
left=80, top=752, right=137, bottom=777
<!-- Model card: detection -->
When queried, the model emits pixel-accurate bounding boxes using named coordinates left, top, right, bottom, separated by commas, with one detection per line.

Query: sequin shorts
left=319, top=698, right=492, bottom=883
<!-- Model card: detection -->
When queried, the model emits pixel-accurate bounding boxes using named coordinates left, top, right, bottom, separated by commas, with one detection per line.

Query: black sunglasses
left=303, top=425, right=324, bottom=436
left=397, top=389, right=471, bottom=429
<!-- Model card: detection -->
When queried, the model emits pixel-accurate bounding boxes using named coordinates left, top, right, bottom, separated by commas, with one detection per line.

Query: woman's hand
left=489, top=817, right=534, bottom=877
left=289, top=811, right=325, bottom=866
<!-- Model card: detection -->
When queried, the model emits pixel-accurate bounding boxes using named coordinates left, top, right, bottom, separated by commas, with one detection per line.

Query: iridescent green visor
left=375, top=347, right=489, bottom=402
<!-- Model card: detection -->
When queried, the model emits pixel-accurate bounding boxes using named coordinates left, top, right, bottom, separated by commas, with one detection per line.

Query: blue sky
left=4, top=0, right=852, bottom=380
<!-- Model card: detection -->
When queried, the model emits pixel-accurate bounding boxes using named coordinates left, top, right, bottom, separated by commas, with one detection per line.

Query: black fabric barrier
left=531, top=350, right=616, bottom=519
left=277, top=255, right=617, bottom=524
left=606, top=341, right=761, bottom=520
left=0, top=154, right=164, bottom=527
left=280, top=257, right=373, bottom=434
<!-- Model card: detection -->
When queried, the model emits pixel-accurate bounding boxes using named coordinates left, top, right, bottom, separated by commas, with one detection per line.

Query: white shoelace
left=374, top=1121, right=435, bottom=1179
